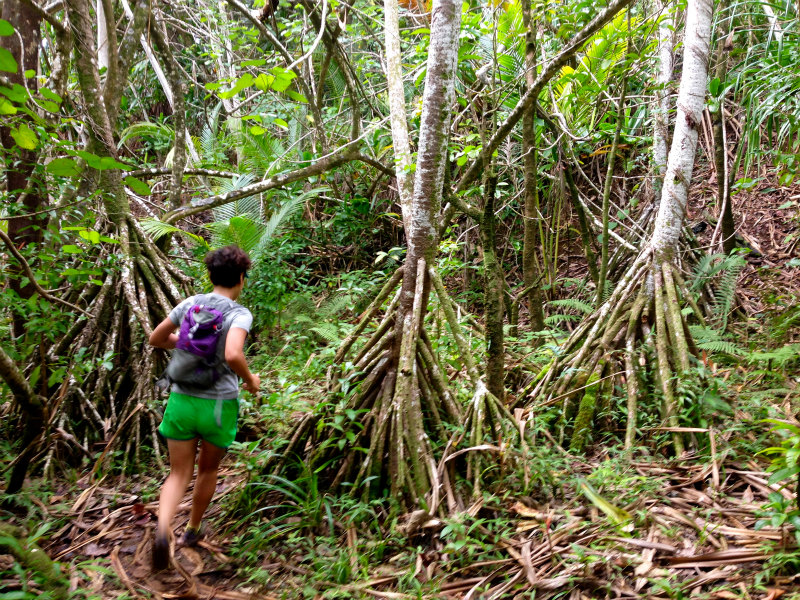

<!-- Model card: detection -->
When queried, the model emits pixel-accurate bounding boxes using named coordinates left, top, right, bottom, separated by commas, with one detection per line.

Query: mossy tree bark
left=479, top=172, right=505, bottom=401
left=520, top=0, right=546, bottom=333
left=527, top=0, right=714, bottom=455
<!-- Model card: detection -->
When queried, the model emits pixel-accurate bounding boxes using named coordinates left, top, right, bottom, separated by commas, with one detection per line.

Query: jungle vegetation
left=2, top=0, right=800, bottom=596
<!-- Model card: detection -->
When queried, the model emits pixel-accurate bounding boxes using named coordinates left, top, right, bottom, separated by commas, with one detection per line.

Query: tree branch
left=19, top=0, right=66, bottom=33
left=0, top=345, right=41, bottom=417
left=162, top=150, right=364, bottom=223
left=0, top=229, right=91, bottom=317
left=123, top=167, right=239, bottom=179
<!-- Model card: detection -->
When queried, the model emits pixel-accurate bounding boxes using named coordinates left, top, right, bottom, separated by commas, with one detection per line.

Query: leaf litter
left=28, top=454, right=800, bottom=599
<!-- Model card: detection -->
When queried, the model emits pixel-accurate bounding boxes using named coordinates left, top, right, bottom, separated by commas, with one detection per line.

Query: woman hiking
left=148, top=245, right=260, bottom=570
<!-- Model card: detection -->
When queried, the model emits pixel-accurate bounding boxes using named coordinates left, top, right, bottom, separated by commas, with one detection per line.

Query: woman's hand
left=243, top=373, right=261, bottom=394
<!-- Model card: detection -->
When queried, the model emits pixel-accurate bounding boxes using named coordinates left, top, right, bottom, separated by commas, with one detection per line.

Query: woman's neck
left=212, top=286, right=239, bottom=300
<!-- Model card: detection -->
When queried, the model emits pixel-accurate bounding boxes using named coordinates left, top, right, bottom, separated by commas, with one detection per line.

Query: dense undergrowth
left=3, top=214, right=800, bottom=597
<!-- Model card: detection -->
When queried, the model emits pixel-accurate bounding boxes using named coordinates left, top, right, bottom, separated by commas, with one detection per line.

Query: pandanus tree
left=1, top=0, right=387, bottom=490
left=265, top=0, right=639, bottom=509
left=275, top=0, right=468, bottom=507
left=526, top=0, right=714, bottom=454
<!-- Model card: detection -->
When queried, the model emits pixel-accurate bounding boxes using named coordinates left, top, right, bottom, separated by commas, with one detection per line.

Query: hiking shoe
left=152, top=532, right=170, bottom=570
left=179, top=525, right=204, bottom=547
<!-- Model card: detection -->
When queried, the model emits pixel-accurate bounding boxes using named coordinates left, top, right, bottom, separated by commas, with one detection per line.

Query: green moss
left=570, top=369, right=602, bottom=453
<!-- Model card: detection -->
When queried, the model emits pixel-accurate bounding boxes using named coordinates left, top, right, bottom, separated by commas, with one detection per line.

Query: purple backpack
left=165, top=304, right=226, bottom=387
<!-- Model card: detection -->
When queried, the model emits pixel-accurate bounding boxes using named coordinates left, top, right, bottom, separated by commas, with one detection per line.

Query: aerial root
left=18, top=229, right=192, bottom=477
left=261, top=258, right=528, bottom=510
left=526, top=251, right=702, bottom=454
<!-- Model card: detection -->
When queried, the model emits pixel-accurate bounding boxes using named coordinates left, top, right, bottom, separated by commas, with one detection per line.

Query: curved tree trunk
left=268, top=0, right=470, bottom=509
left=651, top=0, right=712, bottom=258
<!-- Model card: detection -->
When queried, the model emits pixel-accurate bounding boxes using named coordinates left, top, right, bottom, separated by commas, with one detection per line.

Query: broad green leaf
left=40, top=100, right=59, bottom=113
left=62, top=244, right=83, bottom=253
left=285, top=89, right=307, bottom=103
left=73, top=150, right=130, bottom=170
left=124, top=176, right=151, bottom=196
left=0, top=97, right=16, bottom=114
left=274, top=118, right=288, bottom=129
left=271, top=76, right=292, bottom=92
left=219, top=73, right=253, bottom=99
left=0, top=47, right=18, bottom=73
left=40, top=88, right=62, bottom=103
left=253, top=73, right=274, bottom=91
left=47, top=158, right=80, bottom=177
left=0, top=19, right=14, bottom=36
left=0, top=83, right=27, bottom=103
left=78, top=229, right=101, bottom=244
left=10, top=123, right=37, bottom=149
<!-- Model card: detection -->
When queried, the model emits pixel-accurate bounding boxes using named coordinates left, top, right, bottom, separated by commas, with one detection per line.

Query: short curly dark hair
left=204, top=245, right=252, bottom=288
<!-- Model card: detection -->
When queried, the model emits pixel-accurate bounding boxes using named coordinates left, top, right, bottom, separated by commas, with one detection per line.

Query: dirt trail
left=45, top=467, right=273, bottom=599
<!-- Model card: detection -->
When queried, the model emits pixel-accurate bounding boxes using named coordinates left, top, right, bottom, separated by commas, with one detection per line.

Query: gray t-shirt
left=168, top=292, right=253, bottom=400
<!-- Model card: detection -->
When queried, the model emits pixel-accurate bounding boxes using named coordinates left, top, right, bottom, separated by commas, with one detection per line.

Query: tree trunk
left=651, top=0, right=712, bottom=258
left=479, top=172, right=505, bottom=401
left=520, top=0, right=545, bottom=333
left=0, top=346, right=45, bottom=494
left=383, top=0, right=414, bottom=233
left=652, top=0, right=674, bottom=199
left=527, top=0, right=714, bottom=456
left=0, top=1, right=46, bottom=339
left=711, top=0, right=736, bottom=255
left=269, top=0, right=472, bottom=509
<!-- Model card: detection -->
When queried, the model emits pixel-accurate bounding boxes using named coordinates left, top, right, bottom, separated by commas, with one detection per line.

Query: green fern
left=691, top=252, right=745, bottom=330
left=118, top=121, right=174, bottom=147
left=545, top=313, right=581, bottom=326
left=548, top=298, right=594, bottom=314
left=688, top=324, right=746, bottom=358
left=747, top=345, right=800, bottom=369
left=206, top=187, right=326, bottom=257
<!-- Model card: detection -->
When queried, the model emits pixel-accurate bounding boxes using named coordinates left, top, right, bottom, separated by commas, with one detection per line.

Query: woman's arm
left=225, top=327, right=260, bottom=393
left=150, top=317, right=178, bottom=349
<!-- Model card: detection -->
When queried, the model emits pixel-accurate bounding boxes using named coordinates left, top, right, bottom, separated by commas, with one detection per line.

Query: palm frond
left=140, top=219, right=207, bottom=246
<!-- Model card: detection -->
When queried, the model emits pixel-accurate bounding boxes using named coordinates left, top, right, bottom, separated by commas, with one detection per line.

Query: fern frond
left=255, top=187, right=327, bottom=255
left=695, top=340, right=744, bottom=356
left=310, top=323, right=342, bottom=344
left=118, top=121, right=174, bottom=147
left=548, top=298, right=594, bottom=314
left=545, top=314, right=581, bottom=325
left=747, top=344, right=800, bottom=368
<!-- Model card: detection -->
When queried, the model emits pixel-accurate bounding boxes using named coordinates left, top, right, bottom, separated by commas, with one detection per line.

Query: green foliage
left=759, top=419, right=800, bottom=511
left=690, top=252, right=746, bottom=330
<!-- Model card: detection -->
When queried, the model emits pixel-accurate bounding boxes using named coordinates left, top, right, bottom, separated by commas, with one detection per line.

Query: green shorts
left=159, top=392, right=239, bottom=449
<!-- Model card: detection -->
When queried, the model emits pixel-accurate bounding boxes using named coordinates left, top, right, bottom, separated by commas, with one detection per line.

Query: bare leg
left=187, top=440, right=226, bottom=530
left=157, top=438, right=198, bottom=537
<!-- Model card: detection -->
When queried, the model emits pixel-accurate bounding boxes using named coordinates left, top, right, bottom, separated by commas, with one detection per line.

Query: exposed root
left=16, top=218, right=192, bottom=478
left=261, top=260, right=523, bottom=509
left=526, top=248, right=702, bottom=454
